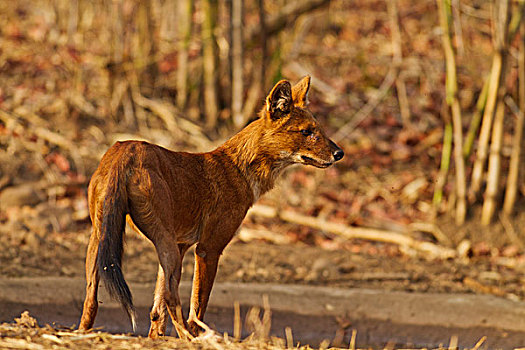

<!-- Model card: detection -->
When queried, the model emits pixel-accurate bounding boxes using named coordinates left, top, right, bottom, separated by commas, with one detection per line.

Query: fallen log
left=247, top=204, right=457, bottom=259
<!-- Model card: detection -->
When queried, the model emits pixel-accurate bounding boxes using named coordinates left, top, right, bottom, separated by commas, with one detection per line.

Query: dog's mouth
left=300, top=155, right=332, bottom=168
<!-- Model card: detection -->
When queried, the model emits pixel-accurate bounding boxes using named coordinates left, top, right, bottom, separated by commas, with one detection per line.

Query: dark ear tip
left=276, top=80, right=292, bottom=90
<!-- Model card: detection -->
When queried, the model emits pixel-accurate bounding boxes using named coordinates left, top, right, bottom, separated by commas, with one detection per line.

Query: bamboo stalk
left=482, top=99, right=506, bottom=224
left=433, top=103, right=453, bottom=207
left=470, top=0, right=512, bottom=199
left=231, top=0, right=244, bottom=128
left=387, top=0, right=412, bottom=128
left=503, top=12, right=525, bottom=214
left=481, top=0, right=510, bottom=225
left=67, top=0, right=79, bottom=45
left=202, top=0, right=219, bottom=129
left=176, top=0, right=193, bottom=110
left=258, top=0, right=267, bottom=93
left=470, top=55, right=504, bottom=198
left=463, top=77, right=489, bottom=160
left=136, top=0, right=158, bottom=91
left=437, top=0, right=467, bottom=225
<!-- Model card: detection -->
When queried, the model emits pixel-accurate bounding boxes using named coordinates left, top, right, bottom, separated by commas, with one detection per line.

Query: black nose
left=333, top=148, right=344, bottom=161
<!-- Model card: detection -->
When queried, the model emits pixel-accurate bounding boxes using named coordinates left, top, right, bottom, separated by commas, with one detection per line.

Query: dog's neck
left=215, top=118, right=291, bottom=201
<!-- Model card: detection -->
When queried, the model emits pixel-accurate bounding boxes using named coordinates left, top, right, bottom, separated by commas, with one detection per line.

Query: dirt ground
left=2, top=226, right=525, bottom=349
left=1, top=219, right=525, bottom=298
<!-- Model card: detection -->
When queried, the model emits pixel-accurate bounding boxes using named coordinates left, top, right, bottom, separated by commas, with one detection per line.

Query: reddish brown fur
left=78, top=77, right=343, bottom=338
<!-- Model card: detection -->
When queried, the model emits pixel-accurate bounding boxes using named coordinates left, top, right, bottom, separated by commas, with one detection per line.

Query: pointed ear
left=266, top=80, right=293, bottom=120
left=292, top=76, right=311, bottom=108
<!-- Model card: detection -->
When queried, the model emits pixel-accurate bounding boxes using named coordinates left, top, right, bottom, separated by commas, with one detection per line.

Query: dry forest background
left=2, top=0, right=525, bottom=348
left=0, top=0, right=525, bottom=297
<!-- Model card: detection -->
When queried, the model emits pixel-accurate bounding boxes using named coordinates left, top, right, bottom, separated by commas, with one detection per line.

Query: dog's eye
left=300, top=129, right=312, bottom=136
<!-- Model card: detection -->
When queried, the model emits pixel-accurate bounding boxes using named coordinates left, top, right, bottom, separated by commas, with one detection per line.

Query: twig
left=408, top=222, right=452, bottom=246
left=233, top=301, right=241, bottom=341
left=499, top=212, right=525, bottom=250
left=285, top=61, right=341, bottom=105
left=332, top=66, right=397, bottom=142
left=448, top=334, right=458, bottom=350
left=131, top=92, right=178, bottom=133
left=463, top=276, right=506, bottom=297
left=244, top=0, right=330, bottom=46
left=387, top=0, right=412, bottom=128
left=472, top=336, right=487, bottom=350
left=67, top=91, right=104, bottom=119
left=237, top=228, right=292, bottom=245
left=349, top=329, right=357, bottom=350
left=248, top=205, right=456, bottom=259
left=131, top=92, right=210, bottom=148
left=0, top=109, right=89, bottom=175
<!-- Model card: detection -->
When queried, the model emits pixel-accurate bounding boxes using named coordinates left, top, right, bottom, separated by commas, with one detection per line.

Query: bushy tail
left=97, top=162, right=137, bottom=331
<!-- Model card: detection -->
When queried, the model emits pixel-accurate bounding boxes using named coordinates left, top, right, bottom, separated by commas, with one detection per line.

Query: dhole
left=78, top=76, right=344, bottom=338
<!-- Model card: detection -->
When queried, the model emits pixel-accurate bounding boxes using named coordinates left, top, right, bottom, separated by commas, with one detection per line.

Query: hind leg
left=151, top=234, right=189, bottom=338
left=79, top=229, right=100, bottom=330
left=148, top=264, right=168, bottom=338
left=148, top=244, right=191, bottom=338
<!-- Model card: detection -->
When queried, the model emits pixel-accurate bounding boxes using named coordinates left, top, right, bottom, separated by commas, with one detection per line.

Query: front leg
left=187, top=209, right=247, bottom=336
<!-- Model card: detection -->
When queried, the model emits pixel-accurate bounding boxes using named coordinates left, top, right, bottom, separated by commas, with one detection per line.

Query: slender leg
left=148, top=265, right=168, bottom=338
left=152, top=235, right=189, bottom=338
left=148, top=243, right=191, bottom=338
left=187, top=244, right=221, bottom=336
left=79, top=230, right=100, bottom=330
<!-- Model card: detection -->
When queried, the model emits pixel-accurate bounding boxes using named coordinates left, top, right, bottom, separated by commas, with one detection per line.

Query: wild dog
left=78, top=76, right=344, bottom=338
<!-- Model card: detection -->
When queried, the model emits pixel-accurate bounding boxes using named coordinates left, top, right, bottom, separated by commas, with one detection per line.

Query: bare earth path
left=1, top=277, right=525, bottom=349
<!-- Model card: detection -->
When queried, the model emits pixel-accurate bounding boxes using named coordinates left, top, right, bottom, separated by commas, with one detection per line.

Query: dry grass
left=0, top=311, right=494, bottom=350
left=0, top=311, right=306, bottom=350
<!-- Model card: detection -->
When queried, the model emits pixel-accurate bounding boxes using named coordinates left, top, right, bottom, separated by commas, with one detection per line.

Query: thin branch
left=332, top=66, right=397, bottom=142
left=244, top=0, right=331, bottom=46
left=387, top=0, right=412, bottom=128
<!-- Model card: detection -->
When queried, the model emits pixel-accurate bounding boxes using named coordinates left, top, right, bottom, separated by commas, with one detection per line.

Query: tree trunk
left=176, top=0, right=193, bottom=110
left=231, top=0, right=244, bottom=129
left=136, top=0, right=159, bottom=93
left=202, top=0, right=219, bottom=129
